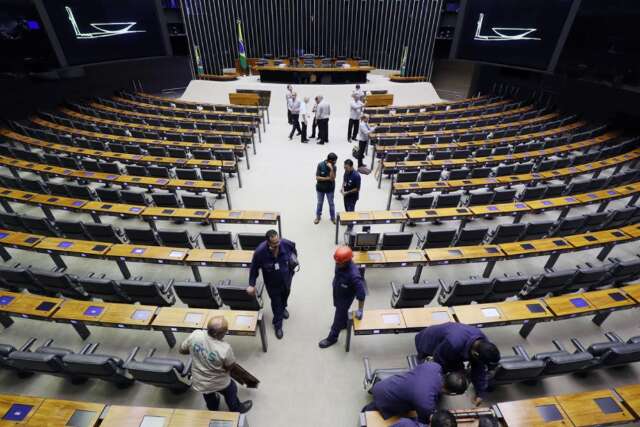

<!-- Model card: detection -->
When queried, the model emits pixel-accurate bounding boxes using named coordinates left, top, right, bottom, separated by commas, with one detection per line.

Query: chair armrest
left=570, top=338, right=587, bottom=353
left=437, top=278, right=451, bottom=293
left=19, top=338, right=37, bottom=352
left=390, top=281, right=400, bottom=297
left=363, top=357, right=373, bottom=384
left=161, top=279, right=175, bottom=293
left=415, top=232, right=426, bottom=249
left=125, top=347, right=140, bottom=364
left=79, top=343, right=95, bottom=355
left=254, top=282, right=265, bottom=296
left=552, top=339, right=566, bottom=352
left=544, top=267, right=555, bottom=273
left=182, top=357, right=193, bottom=376
left=513, top=345, right=531, bottom=360
left=406, top=354, right=419, bottom=369
left=605, top=332, right=624, bottom=343
left=42, top=339, right=54, bottom=348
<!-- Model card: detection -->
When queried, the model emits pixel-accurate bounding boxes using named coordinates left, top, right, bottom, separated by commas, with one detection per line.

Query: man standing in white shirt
left=316, top=95, right=331, bottom=145
left=288, top=92, right=303, bottom=140
left=300, top=96, right=310, bottom=143
left=180, top=316, right=253, bottom=413
left=348, top=93, right=364, bottom=142
left=285, top=84, right=294, bottom=124
left=352, top=84, right=366, bottom=102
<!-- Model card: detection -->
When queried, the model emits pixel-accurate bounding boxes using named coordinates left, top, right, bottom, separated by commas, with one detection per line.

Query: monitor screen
left=451, top=0, right=579, bottom=71
left=40, top=0, right=167, bottom=66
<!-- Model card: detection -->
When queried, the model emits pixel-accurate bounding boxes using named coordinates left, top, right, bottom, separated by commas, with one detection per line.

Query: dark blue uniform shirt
left=249, top=238, right=297, bottom=289
left=343, top=169, right=361, bottom=201
left=332, top=262, right=366, bottom=307
left=372, top=362, right=443, bottom=423
left=391, top=419, right=426, bottom=427
left=414, top=322, right=489, bottom=397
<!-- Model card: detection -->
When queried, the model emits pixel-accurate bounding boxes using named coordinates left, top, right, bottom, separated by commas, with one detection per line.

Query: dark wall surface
left=0, top=56, right=190, bottom=120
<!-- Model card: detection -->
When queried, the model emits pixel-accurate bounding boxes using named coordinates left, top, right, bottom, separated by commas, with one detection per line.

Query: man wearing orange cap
left=319, top=246, right=367, bottom=349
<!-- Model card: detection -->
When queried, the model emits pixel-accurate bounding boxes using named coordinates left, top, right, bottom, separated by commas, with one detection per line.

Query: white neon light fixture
left=66, top=6, right=146, bottom=39
left=474, top=13, right=541, bottom=42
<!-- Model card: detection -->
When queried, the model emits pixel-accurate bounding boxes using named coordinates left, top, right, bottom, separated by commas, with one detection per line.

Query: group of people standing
left=286, top=85, right=330, bottom=144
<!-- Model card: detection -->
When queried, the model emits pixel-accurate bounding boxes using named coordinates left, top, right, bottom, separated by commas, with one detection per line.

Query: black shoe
left=301, top=140, right=309, bottom=143
left=283, top=308, right=290, bottom=319
left=317, top=141, right=325, bottom=145
left=275, top=328, right=283, bottom=339
left=318, top=338, right=337, bottom=349
left=239, top=400, right=253, bottom=414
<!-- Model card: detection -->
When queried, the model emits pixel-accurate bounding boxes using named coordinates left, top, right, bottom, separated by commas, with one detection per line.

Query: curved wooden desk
left=256, top=65, right=375, bottom=84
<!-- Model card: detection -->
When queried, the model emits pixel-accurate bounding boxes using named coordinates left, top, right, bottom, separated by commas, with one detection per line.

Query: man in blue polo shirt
left=341, top=159, right=361, bottom=212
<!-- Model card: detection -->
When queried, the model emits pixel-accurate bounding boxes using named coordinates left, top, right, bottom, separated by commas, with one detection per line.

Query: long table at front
left=343, top=283, right=640, bottom=352
left=0, top=393, right=247, bottom=426
left=335, top=180, right=640, bottom=243
left=0, top=290, right=268, bottom=351
left=256, top=65, right=375, bottom=84
left=0, top=228, right=257, bottom=281
left=361, top=383, right=640, bottom=426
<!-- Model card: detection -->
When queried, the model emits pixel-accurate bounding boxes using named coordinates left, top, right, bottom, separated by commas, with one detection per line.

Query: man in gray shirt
left=180, top=316, right=253, bottom=413
left=288, top=92, right=303, bottom=140
left=348, top=93, right=364, bottom=142
left=316, top=95, right=331, bottom=145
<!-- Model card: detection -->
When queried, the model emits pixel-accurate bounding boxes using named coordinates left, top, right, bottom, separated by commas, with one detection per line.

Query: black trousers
left=287, top=109, right=292, bottom=125
left=357, top=140, right=368, bottom=167
left=203, top=380, right=241, bottom=411
left=318, top=118, right=329, bottom=143
left=266, top=281, right=291, bottom=329
left=301, top=122, right=308, bottom=141
left=289, top=114, right=301, bottom=138
left=348, top=118, right=359, bottom=141
left=310, top=118, right=318, bottom=138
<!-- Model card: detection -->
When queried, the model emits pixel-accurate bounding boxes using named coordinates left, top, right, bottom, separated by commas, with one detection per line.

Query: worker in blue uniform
left=318, top=246, right=366, bottom=348
left=390, top=410, right=457, bottom=427
left=414, top=322, right=500, bottom=406
left=362, top=361, right=467, bottom=424
left=246, top=229, right=297, bottom=340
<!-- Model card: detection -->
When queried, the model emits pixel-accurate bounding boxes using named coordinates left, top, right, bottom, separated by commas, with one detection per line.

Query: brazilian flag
left=237, top=19, right=248, bottom=72
left=400, top=46, right=408, bottom=77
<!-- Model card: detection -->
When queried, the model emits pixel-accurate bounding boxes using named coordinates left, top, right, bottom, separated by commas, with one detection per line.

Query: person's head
left=361, top=114, right=369, bottom=122
left=471, top=340, right=501, bottom=368
left=304, top=96, right=310, bottom=103
left=292, top=92, right=297, bottom=99
left=317, top=95, right=324, bottom=102
left=430, top=410, right=457, bottom=427
left=344, top=159, right=354, bottom=173
left=207, top=316, right=228, bottom=340
left=314, top=96, right=319, bottom=103
left=355, top=84, right=361, bottom=90
left=442, top=371, right=468, bottom=395
left=477, top=415, right=499, bottom=427
left=265, top=229, right=280, bottom=253
left=334, top=246, right=353, bottom=268
left=287, top=84, right=293, bottom=91
left=327, top=152, right=338, bottom=165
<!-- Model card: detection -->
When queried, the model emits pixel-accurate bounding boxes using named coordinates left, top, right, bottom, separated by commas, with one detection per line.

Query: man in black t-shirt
left=315, top=152, right=338, bottom=224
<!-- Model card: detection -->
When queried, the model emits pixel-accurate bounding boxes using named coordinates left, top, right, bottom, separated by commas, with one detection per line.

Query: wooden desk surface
left=620, top=223, right=640, bottom=238
left=139, top=207, right=209, bottom=220
left=30, top=193, right=87, bottom=209
left=543, top=294, right=597, bottom=317
left=107, top=244, right=188, bottom=262
left=407, top=207, right=474, bottom=220
left=26, top=398, right=104, bottom=427
left=381, top=250, right=427, bottom=265
left=581, top=288, right=637, bottom=311
left=151, top=307, right=210, bottom=329
left=0, top=291, right=61, bottom=318
left=185, top=249, right=253, bottom=265
left=564, top=230, right=631, bottom=249
left=425, top=245, right=504, bottom=263
left=0, top=229, right=43, bottom=248
left=370, top=99, right=509, bottom=118
left=353, top=309, right=406, bottom=332
left=469, top=202, right=529, bottom=215
left=0, top=394, right=44, bottom=426
left=136, top=92, right=260, bottom=111
left=34, top=237, right=112, bottom=256
left=99, top=304, right=157, bottom=327
left=83, top=201, right=145, bottom=216
left=615, top=384, right=640, bottom=418
left=574, top=188, right=624, bottom=203
left=373, top=210, right=407, bottom=222
left=401, top=307, right=454, bottom=329
left=353, top=251, right=388, bottom=265
left=394, top=181, right=449, bottom=192
left=363, top=411, right=417, bottom=427
left=499, top=238, right=572, bottom=257
left=101, top=405, right=174, bottom=427
left=621, top=284, right=640, bottom=303
left=205, top=309, right=258, bottom=334
left=556, top=389, right=634, bottom=426
left=497, top=300, right=554, bottom=322
left=453, top=303, right=508, bottom=326
left=256, top=65, right=374, bottom=72
left=498, top=396, right=573, bottom=427
left=111, top=96, right=260, bottom=118
left=526, top=196, right=580, bottom=210
left=208, top=210, right=279, bottom=222
left=168, top=409, right=239, bottom=427
left=53, top=300, right=108, bottom=323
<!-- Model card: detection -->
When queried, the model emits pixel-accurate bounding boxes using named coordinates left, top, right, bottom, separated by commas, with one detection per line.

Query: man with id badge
left=246, top=230, right=298, bottom=340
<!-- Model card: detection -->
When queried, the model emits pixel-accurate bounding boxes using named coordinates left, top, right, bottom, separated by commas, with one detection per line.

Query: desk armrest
left=363, top=357, right=373, bottom=384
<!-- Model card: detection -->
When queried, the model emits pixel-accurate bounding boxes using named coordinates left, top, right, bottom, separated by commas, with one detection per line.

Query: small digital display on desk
left=57, top=241, right=74, bottom=249
left=536, top=404, right=563, bottom=422
left=84, top=306, right=104, bottom=317
left=0, top=295, right=15, bottom=305
left=2, top=404, right=33, bottom=421
left=526, top=303, right=545, bottom=313
left=139, top=415, right=166, bottom=427
left=481, top=308, right=500, bottom=318
left=594, top=397, right=622, bottom=414
left=382, top=314, right=401, bottom=324
left=608, top=292, right=627, bottom=302
left=184, top=313, right=204, bottom=324
left=570, top=298, right=588, bottom=308
left=132, top=248, right=146, bottom=255
left=36, top=301, right=56, bottom=311
left=132, top=310, right=152, bottom=320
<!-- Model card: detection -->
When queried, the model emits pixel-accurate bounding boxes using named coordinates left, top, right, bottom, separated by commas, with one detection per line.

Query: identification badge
left=274, top=263, right=280, bottom=271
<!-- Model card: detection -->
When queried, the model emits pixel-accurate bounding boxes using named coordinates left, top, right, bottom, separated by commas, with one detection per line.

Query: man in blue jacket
left=362, top=361, right=467, bottom=424
left=414, top=323, right=500, bottom=405
left=318, top=246, right=366, bottom=348
left=246, top=229, right=297, bottom=340
left=391, top=410, right=457, bottom=427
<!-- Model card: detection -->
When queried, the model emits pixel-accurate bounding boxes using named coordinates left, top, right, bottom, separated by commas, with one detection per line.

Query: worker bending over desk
left=319, top=246, right=366, bottom=348
left=415, top=323, right=500, bottom=406
left=180, top=316, right=253, bottom=414
left=362, top=361, right=467, bottom=425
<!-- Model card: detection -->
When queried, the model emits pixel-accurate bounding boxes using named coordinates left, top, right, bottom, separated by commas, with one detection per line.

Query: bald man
left=180, top=316, right=252, bottom=413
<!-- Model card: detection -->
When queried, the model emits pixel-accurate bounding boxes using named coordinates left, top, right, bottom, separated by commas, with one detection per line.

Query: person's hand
left=355, top=309, right=363, bottom=320
left=472, top=395, right=483, bottom=406
left=246, top=286, right=256, bottom=296
left=340, top=189, right=345, bottom=195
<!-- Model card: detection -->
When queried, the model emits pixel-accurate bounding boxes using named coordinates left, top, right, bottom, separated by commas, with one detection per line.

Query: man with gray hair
left=180, top=316, right=253, bottom=413
left=316, top=95, right=331, bottom=145
left=288, top=92, right=303, bottom=140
